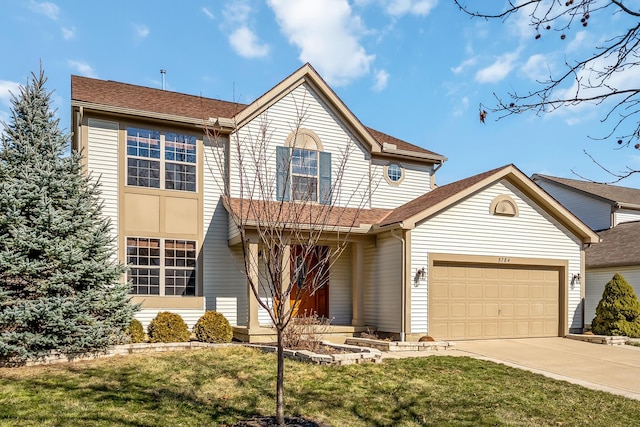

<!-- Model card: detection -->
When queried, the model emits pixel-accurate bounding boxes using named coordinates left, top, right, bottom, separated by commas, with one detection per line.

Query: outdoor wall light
left=414, top=267, right=426, bottom=286
left=571, top=273, right=581, bottom=287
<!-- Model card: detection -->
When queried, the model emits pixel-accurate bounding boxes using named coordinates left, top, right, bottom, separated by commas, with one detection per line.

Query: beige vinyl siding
left=329, top=244, right=352, bottom=325
left=371, top=160, right=432, bottom=209
left=229, top=84, right=371, bottom=209
left=585, top=266, right=640, bottom=325
left=203, top=142, right=248, bottom=326
left=87, top=119, right=119, bottom=257
left=536, top=181, right=611, bottom=231
left=410, top=180, right=583, bottom=334
left=363, top=232, right=402, bottom=332
left=135, top=308, right=205, bottom=330
left=614, top=208, right=640, bottom=226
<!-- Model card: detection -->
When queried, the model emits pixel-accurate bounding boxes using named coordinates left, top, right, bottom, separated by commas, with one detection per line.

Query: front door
left=290, top=245, right=329, bottom=318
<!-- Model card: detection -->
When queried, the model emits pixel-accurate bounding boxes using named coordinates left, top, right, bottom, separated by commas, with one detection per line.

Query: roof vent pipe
left=160, top=69, right=166, bottom=90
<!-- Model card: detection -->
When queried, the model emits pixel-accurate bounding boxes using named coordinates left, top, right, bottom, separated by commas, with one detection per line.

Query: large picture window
left=126, top=127, right=197, bottom=192
left=127, top=237, right=197, bottom=296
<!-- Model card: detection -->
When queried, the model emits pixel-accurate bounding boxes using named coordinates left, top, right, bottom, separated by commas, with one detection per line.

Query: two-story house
left=532, top=174, right=640, bottom=326
left=71, top=64, right=598, bottom=342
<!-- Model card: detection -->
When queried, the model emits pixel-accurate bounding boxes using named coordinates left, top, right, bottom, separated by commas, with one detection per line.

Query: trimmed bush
left=591, top=273, right=640, bottom=338
left=126, top=319, right=145, bottom=343
left=193, top=311, right=233, bottom=343
left=147, top=312, right=191, bottom=343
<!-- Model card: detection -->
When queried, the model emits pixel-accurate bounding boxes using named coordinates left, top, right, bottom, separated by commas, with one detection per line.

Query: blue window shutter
left=319, top=151, right=331, bottom=205
left=276, top=146, right=290, bottom=201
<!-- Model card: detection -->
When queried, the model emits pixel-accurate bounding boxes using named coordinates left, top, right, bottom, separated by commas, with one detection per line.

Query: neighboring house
left=532, top=174, right=640, bottom=325
left=71, top=64, right=598, bottom=342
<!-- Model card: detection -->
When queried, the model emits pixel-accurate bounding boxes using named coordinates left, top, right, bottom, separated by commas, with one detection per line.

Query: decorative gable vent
left=490, top=195, right=518, bottom=217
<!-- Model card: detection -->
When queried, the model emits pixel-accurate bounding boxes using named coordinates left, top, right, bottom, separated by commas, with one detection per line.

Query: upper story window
left=126, top=127, right=197, bottom=192
left=276, top=129, right=331, bottom=204
left=384, top=162, right=405, bottom=186
left=291, top=148, right=318, bottom=201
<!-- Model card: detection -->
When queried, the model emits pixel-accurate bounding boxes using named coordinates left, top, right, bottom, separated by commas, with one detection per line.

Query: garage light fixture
left=571, top=273, right=581, bottom=287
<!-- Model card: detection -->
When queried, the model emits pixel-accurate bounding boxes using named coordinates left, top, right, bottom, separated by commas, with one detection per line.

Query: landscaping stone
left=566, top=333, right=629, bottom=346
left=246, top=341, right=382, bottom=365
left=345, top=337, right=454, bottom=352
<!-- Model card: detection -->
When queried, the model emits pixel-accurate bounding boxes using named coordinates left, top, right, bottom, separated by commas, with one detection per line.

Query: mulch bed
left=232, top=416, right=330, bottom=426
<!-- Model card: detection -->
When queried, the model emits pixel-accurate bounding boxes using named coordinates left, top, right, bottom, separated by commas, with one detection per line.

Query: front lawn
left=1, top=346, right=638, bottom=426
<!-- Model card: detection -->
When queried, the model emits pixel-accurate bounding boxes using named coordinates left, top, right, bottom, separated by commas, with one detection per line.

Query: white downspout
left=390, top=228, right=406, bottom=342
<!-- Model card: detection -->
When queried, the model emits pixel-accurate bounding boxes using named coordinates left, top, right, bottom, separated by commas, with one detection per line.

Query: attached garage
left=429, top=260, right=565, bottom=340
left=375, top=165, right=599, bottom=340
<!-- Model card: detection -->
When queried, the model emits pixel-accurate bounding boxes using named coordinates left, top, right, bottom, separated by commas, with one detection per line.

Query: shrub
left=147, top=312, right=191, bottom=343
left=282, top=312, right=332, bottom=352
left=193, top=311, right=233, bottom=343
left=126, top=319, right=145, bottom=343
left=591, top=273, right=640, bottom=338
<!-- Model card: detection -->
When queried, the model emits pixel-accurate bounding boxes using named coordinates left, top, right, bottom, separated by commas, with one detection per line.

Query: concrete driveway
left=452, top=337, right=640, bottom=400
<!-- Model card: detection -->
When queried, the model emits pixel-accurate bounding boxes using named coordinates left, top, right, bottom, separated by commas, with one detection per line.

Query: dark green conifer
left=591, top=273, right=640, bottom=338
left=0, top=68, right=136, bottom=361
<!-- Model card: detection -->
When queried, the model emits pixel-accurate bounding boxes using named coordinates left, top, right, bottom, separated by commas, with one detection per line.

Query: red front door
left=290, top=245, right=329, bottom=318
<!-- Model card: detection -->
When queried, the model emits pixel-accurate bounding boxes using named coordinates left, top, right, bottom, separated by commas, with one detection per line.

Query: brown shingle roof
left=534, top=174, right=640, bottom=207
left=366, top=127, right=444, bottom=158
left=227, top=198, right=392, bottom=229
left=586, top=221, right=640, bottom=268
left=71, top=75, right=440, bottom=157
left=380, top=165, right=511, bottom=226
left=71, top=75, right=246, bottom=121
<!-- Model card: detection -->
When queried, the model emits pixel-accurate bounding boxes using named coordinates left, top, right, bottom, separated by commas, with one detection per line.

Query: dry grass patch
left=1, top=346, right=640, bottom=426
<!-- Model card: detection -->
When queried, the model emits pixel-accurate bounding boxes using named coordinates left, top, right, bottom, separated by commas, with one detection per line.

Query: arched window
left=276, top=129, right=331, bottom=204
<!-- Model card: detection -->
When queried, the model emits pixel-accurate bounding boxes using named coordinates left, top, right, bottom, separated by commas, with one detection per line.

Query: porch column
left=351, top=242, right=365, bottom=326
left=247, top=241, right=260, bottom=330
left=280, top=244, right=291, bottom=315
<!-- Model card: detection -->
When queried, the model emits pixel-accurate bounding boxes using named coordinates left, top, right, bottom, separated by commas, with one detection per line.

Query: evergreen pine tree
left=0, top=68, right=137, bottom=362
left=591, top=273, right=640, bottom=338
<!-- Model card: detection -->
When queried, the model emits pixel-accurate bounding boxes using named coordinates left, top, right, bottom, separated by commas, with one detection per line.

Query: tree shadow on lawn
left=0, top=351, right=275, bottom=426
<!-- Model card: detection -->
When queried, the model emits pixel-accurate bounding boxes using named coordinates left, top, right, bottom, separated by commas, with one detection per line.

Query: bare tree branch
left=455, top=0, right=640, bottom=180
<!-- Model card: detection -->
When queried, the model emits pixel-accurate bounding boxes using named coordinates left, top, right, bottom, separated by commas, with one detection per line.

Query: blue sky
left=2, top=0, right=639, bottom=187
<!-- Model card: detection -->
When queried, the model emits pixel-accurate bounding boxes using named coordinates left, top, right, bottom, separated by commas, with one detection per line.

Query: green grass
left=1, top=346, right=639, bottom=426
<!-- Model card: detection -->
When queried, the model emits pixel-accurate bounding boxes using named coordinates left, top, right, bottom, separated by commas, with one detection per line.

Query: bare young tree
left=203, top=99, right=371, bottom=426
left=455, top=0, right=640, bottom=181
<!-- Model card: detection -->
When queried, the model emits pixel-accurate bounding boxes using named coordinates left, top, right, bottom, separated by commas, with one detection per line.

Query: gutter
left=71, top=101, right=236, bottom=132
left=390, top=228, right=406, bottom=342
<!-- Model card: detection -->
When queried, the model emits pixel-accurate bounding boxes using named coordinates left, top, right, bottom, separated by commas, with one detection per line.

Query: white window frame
left=126, top=127, right=197, bottom=192
left=384, top=162, right=405, bottom=186
left=126, top=236, right=198, bottom=296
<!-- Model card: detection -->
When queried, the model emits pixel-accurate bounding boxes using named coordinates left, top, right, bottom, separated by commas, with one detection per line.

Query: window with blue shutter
left=276, top=146, right=290, bottom=201
left=319, top=151, right=331, bottom=205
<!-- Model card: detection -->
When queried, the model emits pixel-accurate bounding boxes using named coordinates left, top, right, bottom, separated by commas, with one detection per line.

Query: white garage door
left=429, top=262, right=560, bottom=340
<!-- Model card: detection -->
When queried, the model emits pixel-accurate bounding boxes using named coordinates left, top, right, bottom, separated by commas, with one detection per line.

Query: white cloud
left=451, top=57, right=477, bottom=74
left=0, top=80, right=21, bottom=124
left=475, top=50, right=520, bottom=84
left=28, top=1, right=59, bottom=20
left=268, top=0, right=375, bottom=86
left=386, top=0, right=438, bottom=17
left=62, top=26, right=75, bottom=40
left=67, top=60, right=98, bottom=78
left=133, top=24, right=150, bottom=39
left=222, top=1, right=269, bottom=59
left=373, top=69, right=389, bottom=91
left=452, top=95, right=469, bottom=117
left=229, top=26, right=270, bottom=58
left=202, top=7, right=215, bottom=20
left=0, top=80, right=21, bottom=106
left=566, top=31, right=588, bottom=53
left=520, top=54, right=551, bottom=81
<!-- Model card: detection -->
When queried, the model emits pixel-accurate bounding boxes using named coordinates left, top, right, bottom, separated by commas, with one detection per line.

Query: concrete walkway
left=383, top=337, right=640, bottom=401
